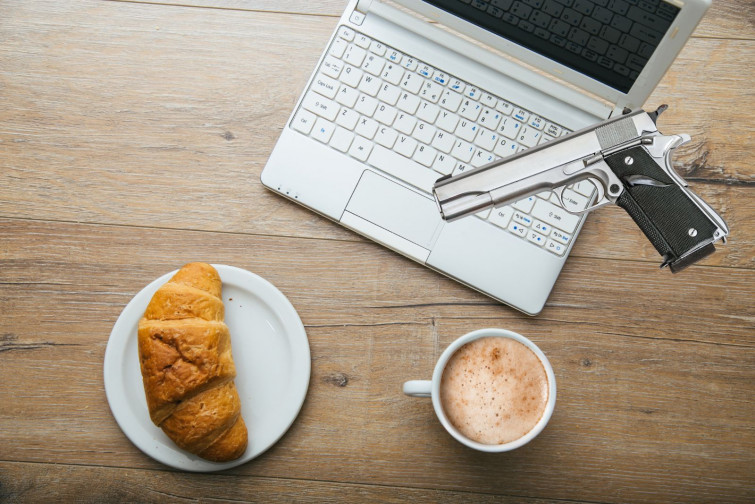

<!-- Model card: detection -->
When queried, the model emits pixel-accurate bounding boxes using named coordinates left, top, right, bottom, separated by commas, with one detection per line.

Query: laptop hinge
left=355, top=0, right=373, bottom=13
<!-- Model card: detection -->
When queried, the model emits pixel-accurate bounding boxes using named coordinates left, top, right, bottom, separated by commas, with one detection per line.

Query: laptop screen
left=422, top=0, right=680, bottom=93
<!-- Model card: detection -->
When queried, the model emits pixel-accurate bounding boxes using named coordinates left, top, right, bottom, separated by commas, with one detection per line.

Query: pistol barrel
left=432, top=109, right=655, bottom=221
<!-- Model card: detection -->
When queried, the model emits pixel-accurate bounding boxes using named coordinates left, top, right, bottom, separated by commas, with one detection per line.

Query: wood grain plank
left=1, top=219, right=753, bottom=503
left=108, top=0, right=755, bottom=41
left=1, top=0, right=753, bottom=270
left=0, top=461, right=576, bottom=503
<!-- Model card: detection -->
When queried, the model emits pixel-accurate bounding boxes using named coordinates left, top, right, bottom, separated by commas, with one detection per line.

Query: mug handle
left=403, top=380, right=432, bottom=398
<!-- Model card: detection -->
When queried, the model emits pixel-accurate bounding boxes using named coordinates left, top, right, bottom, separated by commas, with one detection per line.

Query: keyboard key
left=432, top=152, right=457, bottom=175
left=302, top=92, right=339, bottom=121
left=338, top=26, right=355, bottom=41
left=361, top=53, right=385, bottom=76
left=545, top=239, right=567, bottom=255
left=419, top=80, right=443, bottom=103
left=374, top=103, right=398, bottom=125
left=511, top=207, right=532, bottom=227
left=452, top=161, right=472, bottom=176
left=355, top=94, right=378, bottom=116
left=527, top=229, right=547, bottom=246
left=430, top=128, right=454, bottom=152
left=493, top=137, right=519, bottom=158
left=489, top=205, right=514, bottom=229
left=358, top=74, right=381, bottom=96
left=375, top=126, right=398, bottom=148
left=400, top=71, right=423, bottom=94
left=498, top=117, right=522, bottom=139
left=451, top=139, right=475, bottom=163
left=381, top=63, right=404, bottom=85
left=343, top=44, right=367, bottom=66
left=355, top=116, right=378, bottom=139
left=312, top=73, right=339, bottom=99
left=349, top=134, right=373, bottom=161
left=572, top=179, right=596, bottom=197
left=414, top=121, right=436, bottom=144
left=475, top=127, right=498, bottom=151
left=513, top=196, right=536, bottom=213
left=354, top=34, right=371, bottom=49
left=532, top=219, right=551, bottom=235
left=398, top=92, right=422, bottom=115
left=560, top=188, right=591, bottom=211
left=436, top=110, right=460, bottom=132
left=459, top=99, right=483, bottom=121
left=528, top=115, right=545, bottom=130
left=416, top=98, right=440, bottom=123
left=545, top=122, right=563, bottom=137
left=481, top=92, right=498, bottom=108
left=369, top=40, right=386, bottom=56
left=341, top=65, right=363, bottom=87
left=330, top=38, right=347, bottom=58
left=496, top=100, right=514, bottom=115
left=312, top=117, right=335, bottom=143
left=464, top=86, right=481, bottom=100
left=531, top=198, right=581, bottom=232
left=456, top=119, right=478, bottom=142
left=395, top=134, right=418, bottom=157
left=321, top=56, right=344, bottom=78
left=367, top=144, right=439, bottom=192
left=439, top=89, right=463, bottom=112
left=394, top=112, right=417, bottom=135
left=471, top=149, right=495, bottom=167
left=401, top=56, right=418, bottom=71
left=448, top=78, right=466, bottom=93
left=551, top=228, right=572, bottom=245
left=377, top=83, right=401, bottom=105
left=335, top=84, right=359, bottom=108
left=330, top=126, right=354, bottom=152
left=417, top=64, right=434, bottom=79
left=508, top=221, right=528, bottom=237
left=291, top=109, right=316, bottom=134
left=517, top=126, right=542, bottom=147
left=478, top=107, right=502, bottom=129
left=513, top=108, right=530, bottom=122
left=336, top=107, right=359, bottom=130
left=413, top=144, right=437, bottom=167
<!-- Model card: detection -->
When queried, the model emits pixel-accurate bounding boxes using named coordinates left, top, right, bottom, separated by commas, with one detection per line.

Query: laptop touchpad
left=344, top=170, right=444, bottom=250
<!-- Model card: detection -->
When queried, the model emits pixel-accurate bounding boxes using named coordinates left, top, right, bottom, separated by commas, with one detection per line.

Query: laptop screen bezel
left=388, top=0, right=710, bottom=109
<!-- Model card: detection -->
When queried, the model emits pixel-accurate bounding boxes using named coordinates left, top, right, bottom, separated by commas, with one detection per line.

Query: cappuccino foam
left=440, top=336, right=549, bottom=445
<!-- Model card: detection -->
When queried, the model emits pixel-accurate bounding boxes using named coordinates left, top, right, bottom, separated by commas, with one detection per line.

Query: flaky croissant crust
left=138, top=263, right=248, bottom=462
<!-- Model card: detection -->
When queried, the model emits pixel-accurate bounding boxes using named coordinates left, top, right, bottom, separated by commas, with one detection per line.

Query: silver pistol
left=433, top=107, right=729, bottom=272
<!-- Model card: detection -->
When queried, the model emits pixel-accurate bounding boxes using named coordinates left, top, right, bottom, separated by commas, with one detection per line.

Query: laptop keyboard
left=290, top=26, right=596, bottom=257
left=474, top=0, right=679, bottom=83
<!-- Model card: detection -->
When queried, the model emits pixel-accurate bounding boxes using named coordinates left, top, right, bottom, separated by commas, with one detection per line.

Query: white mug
left=403, top=328, right=557, bottom=452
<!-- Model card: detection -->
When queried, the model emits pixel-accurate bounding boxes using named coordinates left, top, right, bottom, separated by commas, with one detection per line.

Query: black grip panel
left=604, top=146, right=718, bottom=271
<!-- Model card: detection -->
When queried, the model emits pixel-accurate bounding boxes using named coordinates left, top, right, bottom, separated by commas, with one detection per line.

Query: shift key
left=531, top=198, right=581, bottom=233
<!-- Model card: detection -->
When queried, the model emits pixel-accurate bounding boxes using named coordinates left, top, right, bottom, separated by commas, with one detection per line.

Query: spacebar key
left=367, top=145, right=438, bottom=193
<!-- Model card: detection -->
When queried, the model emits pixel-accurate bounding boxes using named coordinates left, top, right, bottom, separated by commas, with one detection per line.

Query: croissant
left=137, top=262, right=248, bottom=462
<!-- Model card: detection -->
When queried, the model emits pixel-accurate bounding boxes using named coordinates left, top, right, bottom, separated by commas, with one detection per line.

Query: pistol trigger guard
left=555, top=180, right=613, bottom=216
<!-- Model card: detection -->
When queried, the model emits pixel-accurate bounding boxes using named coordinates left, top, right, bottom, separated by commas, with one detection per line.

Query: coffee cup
left=403, top=328, right=556, bottom=452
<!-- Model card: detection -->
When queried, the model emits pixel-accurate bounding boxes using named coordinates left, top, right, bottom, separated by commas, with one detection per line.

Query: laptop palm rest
left=341, top=170, right=444, bottom=262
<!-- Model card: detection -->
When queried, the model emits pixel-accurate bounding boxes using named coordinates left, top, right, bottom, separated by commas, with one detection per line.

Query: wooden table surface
left=1, top=0, right=753, bottom=502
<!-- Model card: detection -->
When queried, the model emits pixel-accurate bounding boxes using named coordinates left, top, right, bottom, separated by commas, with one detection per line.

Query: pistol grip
left=604, top=146, right=719, bottom=272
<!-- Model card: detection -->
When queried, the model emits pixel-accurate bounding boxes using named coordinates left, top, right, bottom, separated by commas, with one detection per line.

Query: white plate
left=104, top=264, right=310, bottom=472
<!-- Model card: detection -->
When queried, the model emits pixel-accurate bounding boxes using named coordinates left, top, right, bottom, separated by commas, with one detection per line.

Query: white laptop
left=261, top=0, right=710, bottom=314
